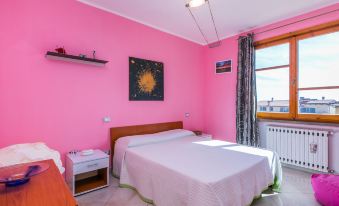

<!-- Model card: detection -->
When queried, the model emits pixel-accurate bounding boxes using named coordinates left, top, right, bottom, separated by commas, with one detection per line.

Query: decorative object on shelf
left=92, top=50, right=96, bottom=59
left=45, top=51, right=108, bottom=67
left=0, top=162, right=49, bottom=187
left=79, top=54, right=86, bottom=58
left=55, top=46, right=66, bottom=54
left=216, top=59, right=232, bottom=74
left=129, top=57, right=164, bottom=101
left=185, top=0, right=221, bottom=48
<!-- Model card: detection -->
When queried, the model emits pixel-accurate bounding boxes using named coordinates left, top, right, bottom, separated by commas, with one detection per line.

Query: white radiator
left=266, top=126, right=329, bottom=172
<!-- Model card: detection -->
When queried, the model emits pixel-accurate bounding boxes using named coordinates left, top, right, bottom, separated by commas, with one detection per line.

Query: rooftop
left=305, top=99, right=336, bottom=104
left=258, top=100, right=289, bottom=107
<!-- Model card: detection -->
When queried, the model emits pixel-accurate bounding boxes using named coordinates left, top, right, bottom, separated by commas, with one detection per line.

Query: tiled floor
left=76, top=167, right=320, bottom=206
left=251, top=167, right=319, bottom=206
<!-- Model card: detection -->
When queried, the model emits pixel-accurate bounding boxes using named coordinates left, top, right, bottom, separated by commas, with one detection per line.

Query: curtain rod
left=240, top=7, right=339, bottom=38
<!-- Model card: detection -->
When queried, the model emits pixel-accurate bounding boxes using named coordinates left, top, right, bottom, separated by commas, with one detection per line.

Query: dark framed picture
left=215, top=59, right=232, bottom=74
left=129, top=57, right=164, bottom=101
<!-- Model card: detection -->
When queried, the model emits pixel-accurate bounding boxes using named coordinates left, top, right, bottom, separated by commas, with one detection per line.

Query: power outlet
left=103, top=117, right=111, bottom=123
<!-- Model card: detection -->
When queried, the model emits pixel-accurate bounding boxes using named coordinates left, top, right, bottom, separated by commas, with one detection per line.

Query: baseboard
left=282, top=163, right=336, bottom=174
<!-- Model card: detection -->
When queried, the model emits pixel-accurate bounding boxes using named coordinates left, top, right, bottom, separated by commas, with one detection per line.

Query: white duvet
left=0, top=142, right=65, bottom=173
left=117, top=132, right=282, bottom=206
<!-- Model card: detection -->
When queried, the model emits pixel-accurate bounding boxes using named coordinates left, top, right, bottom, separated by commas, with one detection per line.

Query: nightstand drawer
left=73, top=158, right=108, bottom=175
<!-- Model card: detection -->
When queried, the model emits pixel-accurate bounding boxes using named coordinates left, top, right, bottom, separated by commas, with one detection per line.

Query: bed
left=110, top=121, right=282, bottom=206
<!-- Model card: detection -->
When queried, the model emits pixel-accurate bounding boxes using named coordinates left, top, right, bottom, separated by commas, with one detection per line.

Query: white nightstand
left=198, top=133, right=212, bottom=140
left=66, top=149, right=109, bottom=196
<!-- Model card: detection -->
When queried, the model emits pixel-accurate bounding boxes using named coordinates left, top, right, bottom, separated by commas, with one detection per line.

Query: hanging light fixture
left=185, top=0, right=207, bottom=8
left=186, top=0, right=221, bottom=48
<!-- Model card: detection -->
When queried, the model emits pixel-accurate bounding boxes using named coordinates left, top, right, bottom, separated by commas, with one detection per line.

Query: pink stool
left=311, top=174, right=339, bottom=206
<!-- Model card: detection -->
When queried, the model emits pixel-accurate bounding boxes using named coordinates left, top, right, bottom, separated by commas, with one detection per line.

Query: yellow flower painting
left=129, top=57, right=164, bottom=101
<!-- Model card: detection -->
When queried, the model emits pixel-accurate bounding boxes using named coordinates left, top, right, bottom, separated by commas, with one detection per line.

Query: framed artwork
left=215, top=59, right=232, bottom=74
left=129, top=57, right=164, bottom=101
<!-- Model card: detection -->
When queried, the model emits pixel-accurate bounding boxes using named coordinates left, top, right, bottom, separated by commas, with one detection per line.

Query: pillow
left=127, top=129, right=194, bottom=147
left=311, top=174, right=339, bottom=206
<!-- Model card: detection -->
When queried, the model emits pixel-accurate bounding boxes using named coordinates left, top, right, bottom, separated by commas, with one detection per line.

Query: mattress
left=115, top=133, right=282, bottom=206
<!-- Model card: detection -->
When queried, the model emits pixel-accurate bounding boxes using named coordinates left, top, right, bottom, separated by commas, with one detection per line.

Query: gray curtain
left=236, top=33, right=259, bottom=147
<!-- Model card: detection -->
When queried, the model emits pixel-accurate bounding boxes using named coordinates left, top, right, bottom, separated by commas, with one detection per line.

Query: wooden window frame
left=255, top=20, right=339, bottom=123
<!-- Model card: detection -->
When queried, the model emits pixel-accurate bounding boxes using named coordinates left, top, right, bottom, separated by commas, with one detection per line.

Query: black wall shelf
left=45, top=51, right=108, bottom=67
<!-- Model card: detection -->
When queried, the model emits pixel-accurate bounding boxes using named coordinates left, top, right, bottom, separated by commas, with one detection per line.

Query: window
left=255, top=21, right=339, bottom=123
left=298, top=31, right=339, bottom=116
left=300, top=107, right=316, bottom=114
left=259, top=106, right=267, bottom=111
left=280, top=107, right=289, bottom=113
left=256, top=43, right=290, bottom=114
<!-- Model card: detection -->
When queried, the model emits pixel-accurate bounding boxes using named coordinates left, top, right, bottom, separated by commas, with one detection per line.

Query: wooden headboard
left=110, top=121, right=183, bottom=158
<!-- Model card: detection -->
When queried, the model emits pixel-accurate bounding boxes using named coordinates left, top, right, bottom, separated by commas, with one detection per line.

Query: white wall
left=259, top=120, right=339, bottom=173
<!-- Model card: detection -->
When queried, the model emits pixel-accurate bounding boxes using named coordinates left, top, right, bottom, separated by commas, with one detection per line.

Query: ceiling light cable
left=207, top=1, right=221, bottom=45
left=186, top=0, right=221, bottom=47
left=187, top=7, right=209, bottom=45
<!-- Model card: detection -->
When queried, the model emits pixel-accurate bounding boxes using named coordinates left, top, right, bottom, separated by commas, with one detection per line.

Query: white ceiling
left=78, top=0, right=337, bottom=45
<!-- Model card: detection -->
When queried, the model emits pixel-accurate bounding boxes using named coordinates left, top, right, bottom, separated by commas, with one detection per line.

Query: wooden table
left=0, top=160, right=77, bottom=206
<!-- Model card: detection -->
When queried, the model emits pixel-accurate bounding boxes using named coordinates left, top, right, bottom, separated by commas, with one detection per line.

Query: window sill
left=257, top=116, right=339, bottom=124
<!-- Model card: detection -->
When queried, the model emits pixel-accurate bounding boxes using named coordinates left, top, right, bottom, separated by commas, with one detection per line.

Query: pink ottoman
left=311, top=174, right=339, bottom=206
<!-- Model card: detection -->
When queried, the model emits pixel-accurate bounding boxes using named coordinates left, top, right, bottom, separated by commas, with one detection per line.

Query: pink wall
left=0, top=0, right=338, bottom=159
left=203, top=4, right=339, bottom=142
left=0, top=0, right=205, bottom=156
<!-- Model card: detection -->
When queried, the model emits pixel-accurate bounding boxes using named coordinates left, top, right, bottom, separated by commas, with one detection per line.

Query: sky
left=255, top=31, right=339, bottom=102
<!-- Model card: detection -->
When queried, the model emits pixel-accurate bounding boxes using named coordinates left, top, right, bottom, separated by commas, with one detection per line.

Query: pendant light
left=186, top=0, right=221, bottom=48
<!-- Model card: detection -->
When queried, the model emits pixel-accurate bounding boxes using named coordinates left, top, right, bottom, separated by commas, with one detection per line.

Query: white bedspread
left=113, top=129, right=195, bottom=177
left=0, top=142, right=65, bottom=173
left=119, top=136, right=282, bottom=206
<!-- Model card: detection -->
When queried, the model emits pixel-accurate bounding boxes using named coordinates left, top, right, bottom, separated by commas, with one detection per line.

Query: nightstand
left=66, top=149, right=109, bottom=196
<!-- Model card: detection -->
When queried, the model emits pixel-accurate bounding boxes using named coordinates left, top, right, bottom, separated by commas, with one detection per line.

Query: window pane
left=298, top=31, right=339, bottom=88
left=299, top=89, right=339, bottom=115
left=255, top=43, right=289, bottom=69
left=256, top=67, right=289, bottom=113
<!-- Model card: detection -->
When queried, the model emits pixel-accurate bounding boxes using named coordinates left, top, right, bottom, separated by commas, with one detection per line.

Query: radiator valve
left=310, top=143, right=318, bottom=153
